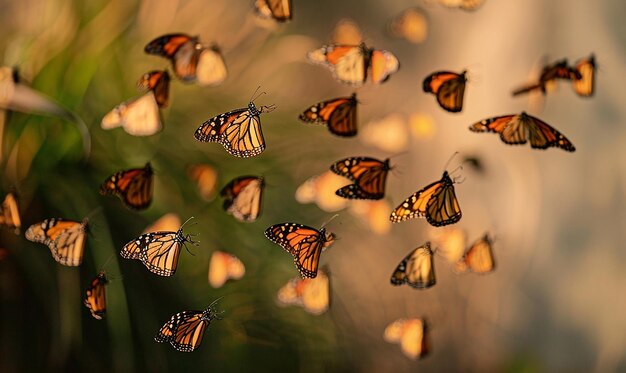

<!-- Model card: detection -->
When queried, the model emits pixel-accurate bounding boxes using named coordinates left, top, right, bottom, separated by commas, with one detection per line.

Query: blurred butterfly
left=25, top=218, right=88, bottom=266
left=455, top=233, right=495, bottom=274
left=120, top=220, right=195, bottom=276
left=390, top=171, right=461, bottom=226
left=208, top=251, right=245, bottom=288
left=265, top=223, right=335, bottom=278
left=143, top=213, right=181, bottom=234
left=469, top=112, right=575, bottom=151
left=388, top=7, right=428, bottom=44
left=360, top=113, right=409, bottom=152
left=100, top=163, right=154, bottom=210
left=299, top=93, right=358, bottom=137
left=137, top=70, right=170, bottom=108
left=428, top=227, right=466, bottom=264
left=84, top=271, right=108, bottom=320
left=307, top=43, right=399, bottom=85
left=573, top=54, right=595, bottom=97
left=254, top=0, right=292, bottom=22
left=194, top=95, right=274, bottom=158
left=144, top=34, right=227, bottom=86
left=438, top=0, right=485, bottom=11
left=155, top=300, right=222, bottom=352
left=348, top=200, right=392, bottom=235
left=513, top=59, right=581, bottom=96
left=330, top=157, right=391, bottom=200
left=384, top=318, right=429, bottom=360
left=295, top=171, right=349, bottom=212
left=423, top=70, right=467, bottom=112
left=331, top=18, right=363, bottom=45
left=277, top=268, right=330, bottom=315
left=0, top=193, right=21, bottom=234
left=187, top=164, right=218, bottom=201
left=101, top=91, right=162, bottom=136
left=220, top=176, right=264, bottom=222
left=390, top=243, right=436, bottom=289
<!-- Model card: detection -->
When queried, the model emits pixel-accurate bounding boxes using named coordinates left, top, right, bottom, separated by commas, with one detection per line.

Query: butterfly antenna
left=321, top=214, right=340, bottom=229
left=250, top=86, right=266, bottom=102
left=99, top=254, right=116, bottom=272
left=443, top=152, right=459, bottom=172
left=180, top=216, right=195, bottom=230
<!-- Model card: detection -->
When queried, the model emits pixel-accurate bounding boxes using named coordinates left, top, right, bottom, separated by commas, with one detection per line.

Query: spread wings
left=220, top=176, right=264, bottom=222
left=100, top=163, right=154, bottom=210
left=390, top=243, right=436, bottom=289
left=330, top=157, right=390, bottom=199
left=299, top=94, right=358, bottom=137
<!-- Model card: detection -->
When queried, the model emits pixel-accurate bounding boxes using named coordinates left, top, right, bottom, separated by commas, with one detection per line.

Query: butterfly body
left=25, top=218, right=88, bottom=266
left=330, top=156, right=390, bottom=200
left=220, top=176, right=264, bottom=222
left=423, top=70, right=466, bottom=112
left=84, top=271, right=108, bottom=319
left=100, top=163, right=154, bottom=210
left=121, top=227, right=192, bottom=276
left=299, top=93, right=357, bottom=137
left=155, top=302, right=222, bottom=352
left=391, top=243, right=436, bottom=289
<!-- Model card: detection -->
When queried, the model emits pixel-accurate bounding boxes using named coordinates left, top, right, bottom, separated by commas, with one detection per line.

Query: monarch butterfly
left=84, top=271, right=108, bottom=320
left=100, top=163, right=154, bottom=210
left=307, top=43, right=399, bottom=85
left=208, top=251, right=245, bottom=288
left=428, top=227, right=466, bottom=264
left=101, top=91, right=162, bottom=136
left=25, top=218, right=88, bottom=266
left=348, top=200, right=393, bottom=235
left=390, top=243, right=436, bottom=289
left=330, top=157, right=391, bottom=200
left=155, top=300, right=223, bottom=352
left=254, top=0, right=292, bottom=22
left=299, top=93, right=358, bottom=137
left=384, top=318, right=429, bottom=360
left=220, top=176, right=264, bottom=222
left=469, top=112, right=576, bottom=151
left=137, top=70, right=170, bottom=108
left=295, top=171, right=349, bottom=212
left=120, top=220, right=195, bottom=276
left=423, top=70, right=467, bottom=112
left=0, top=193, right=21, bottom=234
left=187, top=164, right=218, bottom=201
left=332, top=18, right=363, bottom=45
left=143, top=213, right=181, bottom=234
left=455, top=234, right=495, bottom=274
left=194, top=97, right=274, bottom=158
left=360, top=113, right=409, bottom=152
left=265, top=223, right=335, bottom=278
left=388, top=7, right=428, bottom=44
left=277, top=268, right=330, bottom=315
left=144, top=34, right=227, bottom=86
left=439, top=0, right=484, bottom=11
left=512, top=59, right=581, bottom=96
left=573, top=54, right=595, bottom=97
left=390, top=171, right=461, bottom=226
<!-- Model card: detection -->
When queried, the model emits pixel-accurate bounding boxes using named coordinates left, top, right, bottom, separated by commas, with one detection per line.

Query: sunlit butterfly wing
left=469, top=112, right=575, bottom=151
left=100, top=163, right=154, bottom=210
left=540, top=60, right=581, bottom=83
left=145, top=34, right=201, bottom=82
left=423, top=71, right=466, bottom=112
left=384, top=318, right=429, bottom=360
left=220, top=176, right=264, bottom=222
left=332, top=18, right=363, bottom=45
left=143, top=213, right=181, bottom=234
left=456, top=234, right=495, bottom=274
left=196, top=46, right=228, bottom=86
left=0, top=193, right=21, bottom=234
left=573, top=54, right=595, bottom=97
left=369, top=49, right=400, bottom=84
left=439, top=0, right=485, bottom=11
left=101, top=91, right=162, bottom=136
left=121, top=229, right=188, bottom=276
left=308, top=44, right=367, bottom=85
left=188, top=164, right=218, bottom=201
left=84, top=272, right=108, bottom=320
left=265, top=223, right=332, bottom=278
left=155, top=307, right=218, bottom=352
left=277, top=268, right=330, bottom=315
left=390, top=171, right=461, bottom=226
left=330, top=157, right=390, bottom=200
left=299, top=93, right=357, bottom=137
left=137, top=70, right=170, bottom=108
left=25, top=218, right=88, bottom=266
left=390, top=243, right=436, bottom=289
left=254, top=0, right=292, bottom=22
left=208, top=250, right=245, bottom=288
left=388, top=7, right=428, bottom=44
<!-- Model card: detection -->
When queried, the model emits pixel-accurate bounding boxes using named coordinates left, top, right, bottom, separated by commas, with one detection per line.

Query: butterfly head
left=97, top=271, right=109, bottom=283
left=144, top=162, right=153, bottom=174
left=204, top=298, right=225, bottom=321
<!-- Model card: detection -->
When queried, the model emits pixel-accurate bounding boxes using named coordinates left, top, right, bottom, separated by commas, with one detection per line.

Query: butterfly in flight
left=101, top=91, right=162, bottom=136
left=455, top=233, right=495, bottom=274
left=0, top=193, right=21, bottom=234
left=387, top=7, right=429, bottom=44
left=384, top=318, right=429, bottom=360
left=330, top=156, right=391, bottom=200
left=208, top=251, right=245, bottom=288
left=265, top=223, right=335, bottom=278
left=121, top=219, right=196, bottom=277
left=137, top=70, right=170, bottom=108
left=194, top=93, right=274, bottom=158
left=439, top=0, right=485, bottom=11
left=423, top=70, right=467, bottom=112
left=512, top=59, right=581, bottom=96
left=84, top=271, right=108, bottom=320
left=155, top=299, right=223, bottom=352
left=100, top=163, right=154, bottom=210
left=307, top=42, right=399, bottom=85
left=299, top=93, right=358, bottom=137
left=469, top=112, right=575, bottom=151
left=254, top=0, right=292, bottom=22
left=277, top=267, right=330, bottom=315
left=144, top=34, right=227, bottom=86
left=25, top=218, right=88, bottom=266
left=573, top=54, right=596, bottom=97
left=390, top=170, right=462, bottom=226
left=390, top=242, right=436, bottom=289
left=188, top=164, right=219, bottom=201
left=220, top=176, right=264, bottom=222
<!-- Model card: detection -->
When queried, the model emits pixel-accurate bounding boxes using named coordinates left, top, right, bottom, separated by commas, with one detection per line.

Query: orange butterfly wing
left=299, top=94, right=357, bottom=137
left=330, top=157, right=390, bottom=199
left=100, top=163, right=154, bottom=210
left=84, top=272, right=108, bottom=319
left=265, top=223, right=330, bottom=278
left=423, top=71, right=466, bottom=112
left=137, top=70, right=170, bottom=108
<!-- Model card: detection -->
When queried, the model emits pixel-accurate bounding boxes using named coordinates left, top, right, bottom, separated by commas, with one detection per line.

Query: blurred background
left=1, top=0, right=626, bottom=371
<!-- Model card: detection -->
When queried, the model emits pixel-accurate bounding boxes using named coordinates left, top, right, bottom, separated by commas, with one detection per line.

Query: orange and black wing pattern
left=121, top=229, right=188, bottom=277
left=456, top=234, right=495, bottom=274
left=330, top=157, right=391, bottom=200
left=469, top=112, right=575, bottom=151
left=84, top=272, right=108, bottom=319
left=265, top=223, right=332, bottom=278
left=100, top=163, right=154, bottom=210
left=144, top=33, right=200, bottom=82
left=573, top=54, right=595, bottom=97
left=0, top=193, right=21, bottom=234
left=25, top=218, right=88, bottom=266
left=390, top=171, right=461, bottom=227
left=299, top=94, right=357, bottom=137
left=220, top=176, right=264, bottom=222
left=390, top=243, right=436, bottom=289
left=254, top=0, right=292, bottom=22
left=137, top=70, right=170, bottom=108
left=155, top=306, right=220, bottom=352
left=423, top=70, right=466, bottom=112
